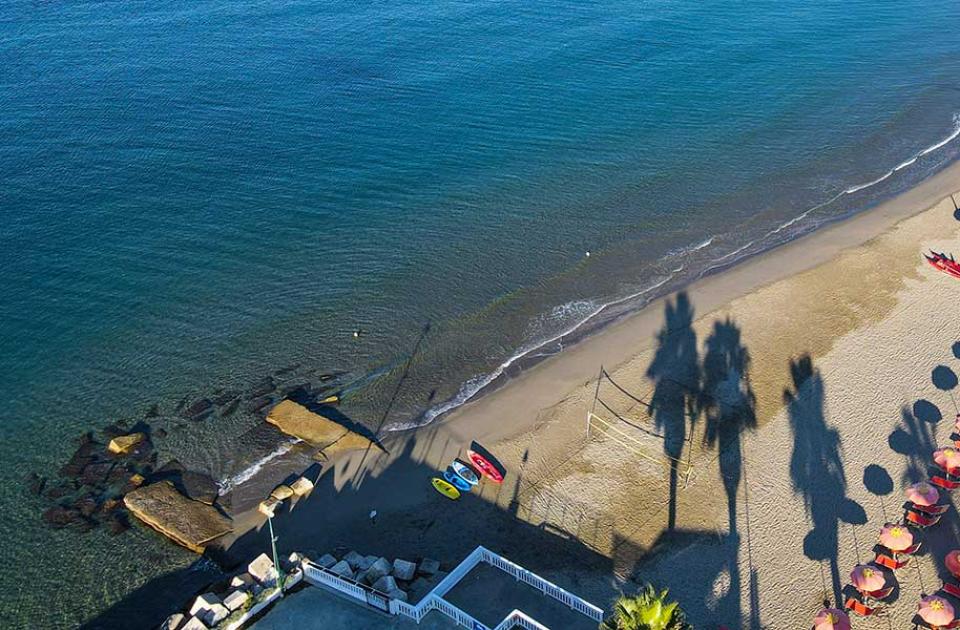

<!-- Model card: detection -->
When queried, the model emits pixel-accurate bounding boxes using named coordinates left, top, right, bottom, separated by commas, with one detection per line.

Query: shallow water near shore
left=2, top=0, right=960, bottom=626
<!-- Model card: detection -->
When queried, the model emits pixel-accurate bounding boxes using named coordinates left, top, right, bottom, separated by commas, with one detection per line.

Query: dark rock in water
left=246, top=396, right=273, bottom=414
left=80, top=462, right=114, bottom=486
left=43, top=506, right=82, bottom=529
left=145, top=403, right=160, bottom=418
left=77, top=431, right=94, bottom=446
left=158, top=459, right=186, bottom=474
left=104, top=511, right=130, bottom=535
left=220, top=398, right=240, bottom=417
left=74, top=517, right=97, bottom=533
left=213, top=390, right=240, bottom=406
left=280, top=381, right=312, bottom=397
left=108, top=464, right=132, bottom=484
left=26, top=472, right=46, bottom=496
left=44, top=483, right=72, bottom=500
left=129, top=441, right=155, bottom=463
left=176, top=471, right=220, bottom=505
left=100, top=498, right=121, bottom=514
left=154, top=428, right=168, bottom=439
left=75, top=494, right=99, bottom=517
left=274, top=363, right=300, bottom=376
left=248, top=378, right=276, bottom=399
left=182, top=398, right=213, bottom=420
left=60, top=441, right=101, bottom=478
left=175, top=396, right=189, bottom=412
left=318, top=373, right=339, bottom=382
left=102, top=423, right=127, bottom=440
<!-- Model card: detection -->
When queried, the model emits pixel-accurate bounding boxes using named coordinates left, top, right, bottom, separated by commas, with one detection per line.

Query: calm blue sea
left=2, top=0, right=959, bottom=626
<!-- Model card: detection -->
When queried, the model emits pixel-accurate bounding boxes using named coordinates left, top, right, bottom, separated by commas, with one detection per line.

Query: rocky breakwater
left=123, top=481, right=232, bottom=554
left=266, top=398, right=383, bottom=456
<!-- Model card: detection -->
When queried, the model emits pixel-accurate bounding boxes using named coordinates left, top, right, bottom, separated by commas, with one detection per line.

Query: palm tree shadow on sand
left=645, top=291, right=700, bottom=532
left=785, top=354, right=863, bottom=607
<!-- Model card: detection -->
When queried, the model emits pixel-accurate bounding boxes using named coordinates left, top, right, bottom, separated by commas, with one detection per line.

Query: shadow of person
left=953, top=341, right=960, bottom=360
left=785, top=354, right=862, bottom=606
left=699, top=317, right=757, bottom=627
left=646, top=291, right=700, bottom=530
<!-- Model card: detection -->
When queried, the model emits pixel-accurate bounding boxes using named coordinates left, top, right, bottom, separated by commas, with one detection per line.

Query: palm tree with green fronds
left=600, top=584, right=691, bottom=630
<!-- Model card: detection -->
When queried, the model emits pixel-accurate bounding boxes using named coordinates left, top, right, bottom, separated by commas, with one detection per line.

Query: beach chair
left=944, top=582, right=960, bottom=600
left=900, top=542, right=923, bottom=555
left=912, top=503, right=949, bottom=516
left=931, top=475, right=960, bottom=490
left=913, top=615, right=960, bottom=629
left=863, top=586, right=895, bottom=604
left=906, top=510, right=942, bottom=528
left=875, top=553, right=903, bottom=570
left=844, top=597, right=875, bottom=617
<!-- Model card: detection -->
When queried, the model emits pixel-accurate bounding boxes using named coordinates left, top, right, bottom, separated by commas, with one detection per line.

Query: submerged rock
left=219, top=398, right=240, bottom=417
left=177, top=471, right=219, bottom=505
left=26, top=472, right=46, bottom=496
left=248, top=378, right=276, bottom=399
left=212, top=390, right=239, bottom=406
left=246, top=396, right=273, bottom=414
left=182, top=399, right=213, bottom=420
left=124, top=481, right=232, bottom=553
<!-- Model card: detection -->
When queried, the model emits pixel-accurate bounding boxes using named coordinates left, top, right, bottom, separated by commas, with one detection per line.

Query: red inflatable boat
left=926, top=251, right=960, bottom=279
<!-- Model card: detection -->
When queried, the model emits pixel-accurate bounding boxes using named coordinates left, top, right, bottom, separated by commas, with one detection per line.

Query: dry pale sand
left=225, top=162, right=960, bottom=630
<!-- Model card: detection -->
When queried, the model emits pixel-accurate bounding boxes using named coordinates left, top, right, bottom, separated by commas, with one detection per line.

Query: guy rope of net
left=586, top=365, right=695, bottom=486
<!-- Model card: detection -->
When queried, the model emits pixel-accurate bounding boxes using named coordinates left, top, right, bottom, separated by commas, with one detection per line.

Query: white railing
left=493, top=610, right=551, bottom=630
left=303, top=546, right=604, bottom=630
left=478, top=547, right=604, bottom=622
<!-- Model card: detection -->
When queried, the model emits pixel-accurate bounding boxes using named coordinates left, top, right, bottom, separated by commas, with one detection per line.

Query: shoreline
left=425, top=157, right=960, bottom=444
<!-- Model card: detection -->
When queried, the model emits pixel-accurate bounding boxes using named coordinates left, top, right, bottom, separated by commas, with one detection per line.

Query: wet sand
left=219, top=161, right=960, bottom=629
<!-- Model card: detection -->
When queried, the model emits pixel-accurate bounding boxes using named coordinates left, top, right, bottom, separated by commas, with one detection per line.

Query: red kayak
left=926, top=251, right=960, bottom=279
left=467, top=449, right=504, bottom=483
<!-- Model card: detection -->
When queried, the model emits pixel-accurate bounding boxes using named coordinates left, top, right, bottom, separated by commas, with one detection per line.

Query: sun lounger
left=844, top=597, right=875, bottom=616
left=863, top=586, right=894, bottom=603
left=874, top=553, right=901, bottom=570
left=931, top=475, right=960, bottom=490
left=944, top=582, right=960, bottom=600
left=912, top=503, right=949, bottom=516
left=898, top=542, right=923, bottom=555
left=906, top=510, right=941, bottom=528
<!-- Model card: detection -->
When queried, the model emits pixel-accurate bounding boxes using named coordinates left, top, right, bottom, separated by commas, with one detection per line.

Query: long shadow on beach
left=785, top=355, right=862, bottom=607
left=699, top=317, right=759, bottom=628
left=646, top=291, right=700, bottom=531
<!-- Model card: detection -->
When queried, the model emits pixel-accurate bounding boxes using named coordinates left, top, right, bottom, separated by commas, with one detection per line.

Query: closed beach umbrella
left=813, top=608, right=851, bottom=630
left=946, top=550, right=960, bottom=578
left=918, top=595, right=955, bottom=626
left=850, top=564, right=885, bottom=592
left=906, top=481, right=940, bottom=507
left=879, top=523, right=914, bottom=552
left=934, top=447, right=960, bottom=472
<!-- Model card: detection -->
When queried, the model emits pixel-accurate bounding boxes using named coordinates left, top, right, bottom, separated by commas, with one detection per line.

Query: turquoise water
left=2, top=0, right=960, bottom=626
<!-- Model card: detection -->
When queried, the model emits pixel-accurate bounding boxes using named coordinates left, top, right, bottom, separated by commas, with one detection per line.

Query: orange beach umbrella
left=850, top=564, right=885, bottom=592
left=918, top=595, right=955, bottom=627
left=879, top=523, right=914, bottom=552
left=906, top=481, right=940, bottom=507
left=813, top=607, right=851, bottom=630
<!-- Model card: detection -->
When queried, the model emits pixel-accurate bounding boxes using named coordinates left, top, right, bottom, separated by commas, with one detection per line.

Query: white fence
left=302, top=546, right=604, bottom=630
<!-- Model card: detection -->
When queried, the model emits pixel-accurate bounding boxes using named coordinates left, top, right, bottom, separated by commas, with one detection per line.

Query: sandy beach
left=108, top=162, right=960, bottom=629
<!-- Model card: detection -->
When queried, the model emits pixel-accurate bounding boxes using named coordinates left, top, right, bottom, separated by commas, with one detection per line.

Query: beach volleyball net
left=585, top=365, right=695, bottom=485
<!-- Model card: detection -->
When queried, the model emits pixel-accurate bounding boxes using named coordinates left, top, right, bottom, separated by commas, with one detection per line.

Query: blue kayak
left=443, top=467, right=472, bottom=492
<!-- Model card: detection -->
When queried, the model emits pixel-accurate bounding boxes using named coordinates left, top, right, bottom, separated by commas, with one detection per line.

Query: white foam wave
left=217, top=438, right=300, bottom=494
left=389, top=276, right=673, bottom=431
left=392, top=113, right=960, bottom=432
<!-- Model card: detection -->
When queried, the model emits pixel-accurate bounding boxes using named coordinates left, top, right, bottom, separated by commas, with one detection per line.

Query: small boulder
left=290, top=477, right=314, bottom=496
left=212, top=390, right=239, bottom=406
left=248, top=553, right=278, bottom=586
left=160, top=612, right=185, bottom=630
left=387, top=588, right=408, bottom=602
left=200, top=604, right=228, bottom=627
left=417, top=558, right=440, bottom=577
left=314, top=553, right=337, bottom=569
left=42, top=506, right=81, bottom=529
left=392, top=559, right=416, bottom=582
left=104, top=512, right=130, bottom=535
left=80, top=462, right=114, bottom=486
left=180, top=616, right=208, bottom=630
left=177, top=471, right=219, bottom=505
left=223, top=589, right=250, bottom=612
left=269, top=484, right=293, bottom=501
left=357, top=555, right=377, bottom=571
left=108, top=433, right=146, bottom=455
left=75, top=494, right=99, bottom=517
left=363, top=557, right=392, bottom=585
left=258, top=497, right=282, bottom=517
left=230, top=573, right=254, bottom=589
left=189, top=592, right=222, bottom=616
left=246, top=396, right=273, bottom=414
left=371, top=575, right=398, bottom=593
left=282, top=551, right=302, bottom=571
left=329, top=560, right=355, bottom=580
left=248, top=378, right=276, bottom=398
left=343, top=550, right=365, bottom=569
